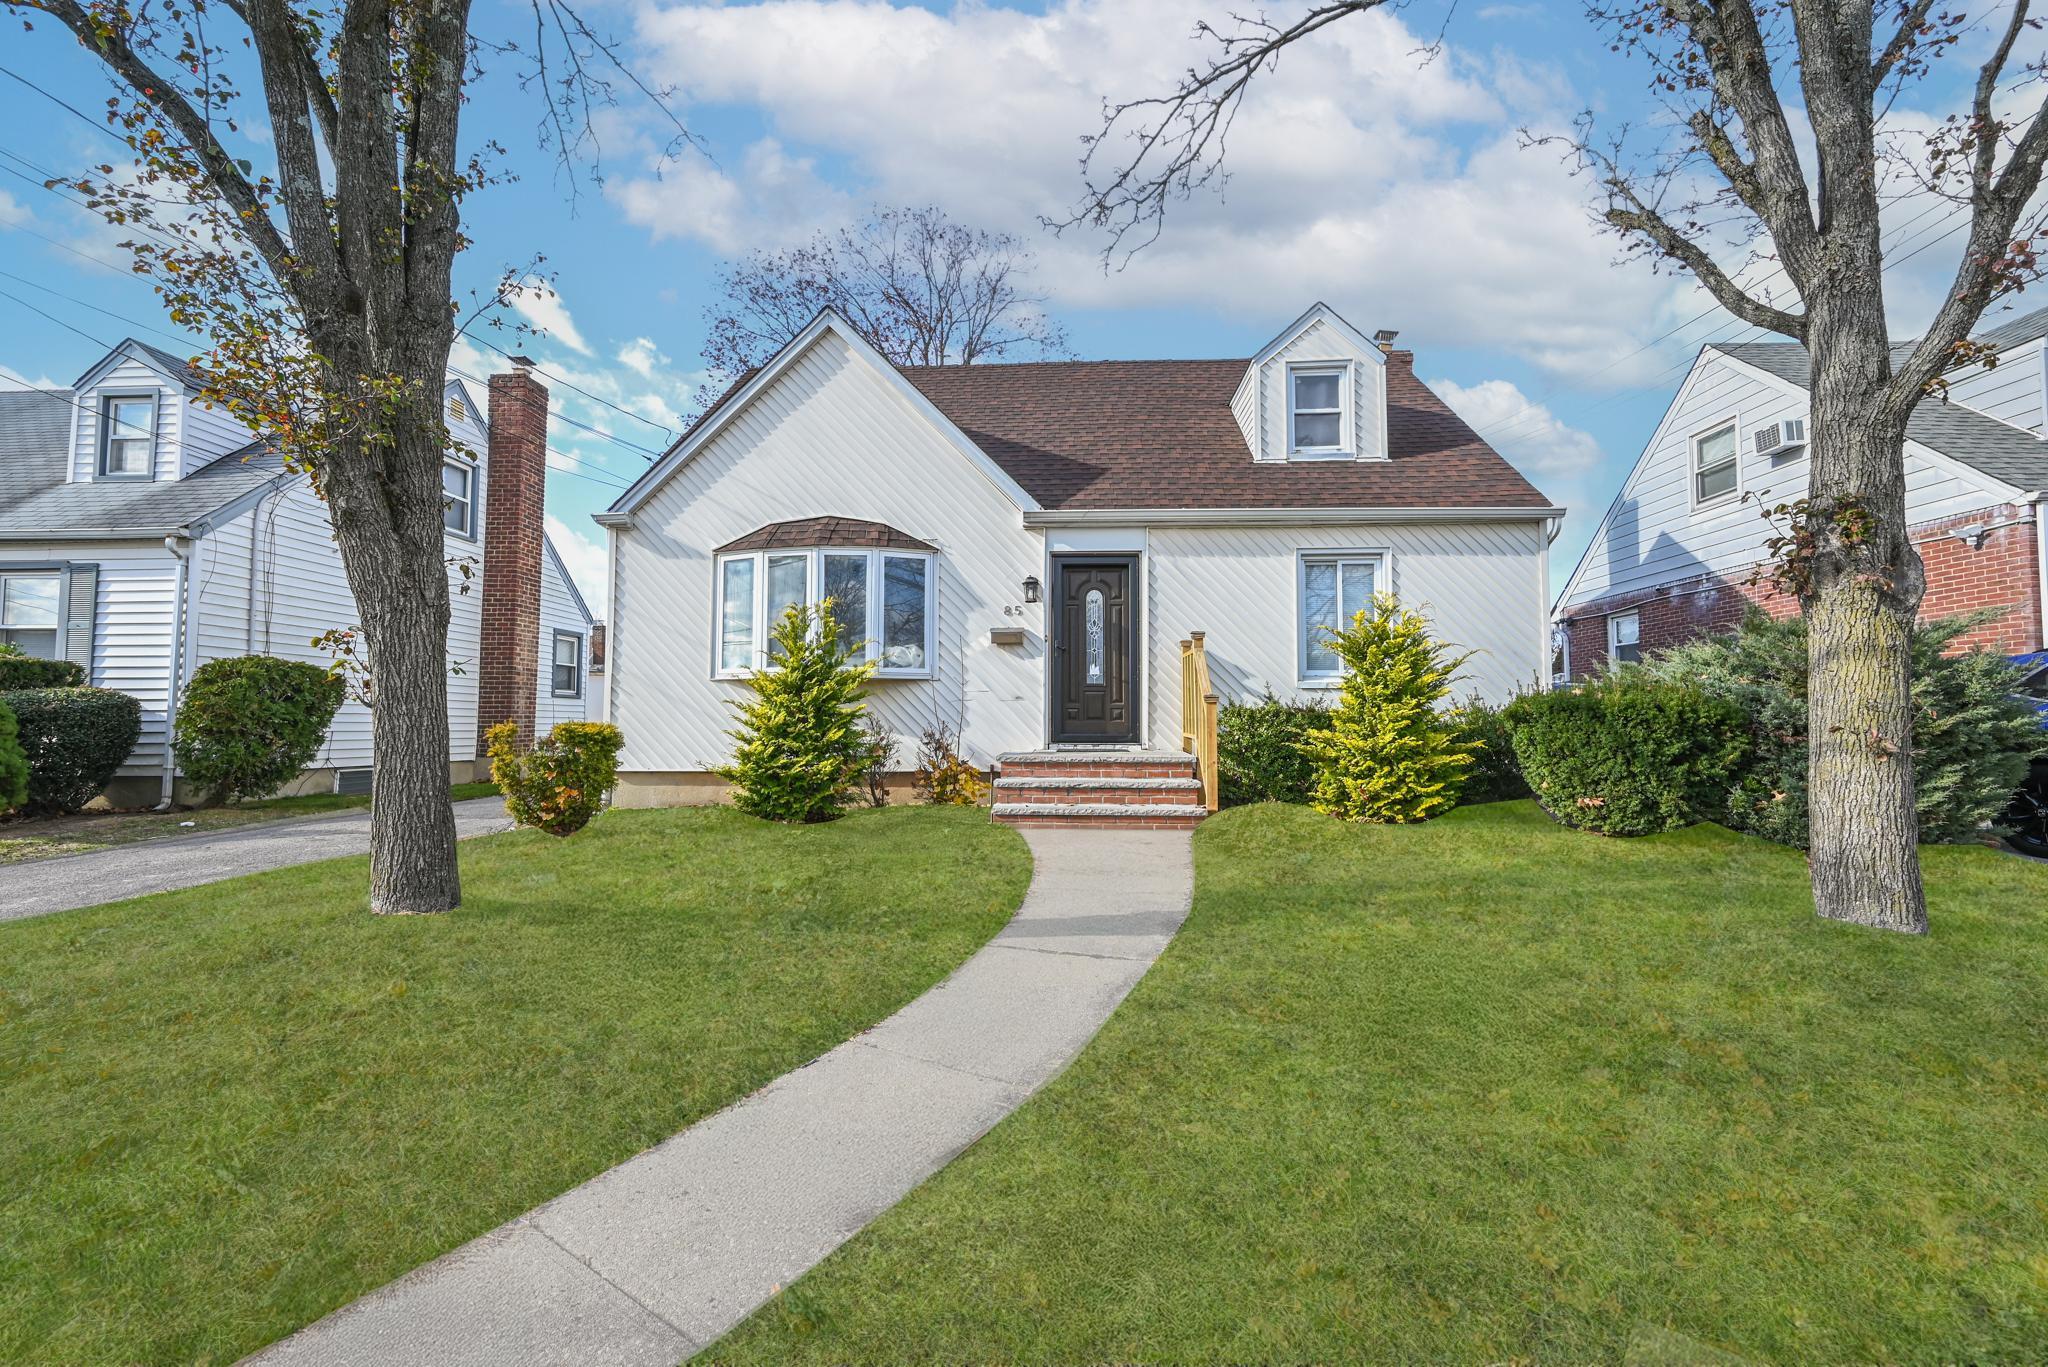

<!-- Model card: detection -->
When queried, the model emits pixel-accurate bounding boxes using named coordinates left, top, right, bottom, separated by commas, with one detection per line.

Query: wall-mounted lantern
left=1022, top=575, right=1042, bottom=604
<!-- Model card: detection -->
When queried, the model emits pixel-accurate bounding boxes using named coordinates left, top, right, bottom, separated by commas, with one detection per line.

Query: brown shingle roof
left=716, top=516, right=937, bottom=553
left=897, top=352, right=1551, bottom=511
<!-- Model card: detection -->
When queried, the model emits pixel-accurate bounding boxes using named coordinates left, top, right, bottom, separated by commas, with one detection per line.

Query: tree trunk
left=326, top=383, right=463, bottom=915
left=1803, top=303, right=1928, bottom=934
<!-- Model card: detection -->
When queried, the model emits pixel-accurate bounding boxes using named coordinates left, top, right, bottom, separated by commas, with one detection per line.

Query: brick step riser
left=993, top=784, right=1197, bottom=807
left=994, top=812, right=1208, bottom=830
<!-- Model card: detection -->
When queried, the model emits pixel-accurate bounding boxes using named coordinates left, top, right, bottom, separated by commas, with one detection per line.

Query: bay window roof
left=715, top=516, right=937, bottom=555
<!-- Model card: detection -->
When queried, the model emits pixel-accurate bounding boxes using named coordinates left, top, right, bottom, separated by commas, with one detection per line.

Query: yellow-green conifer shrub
left=486, top=721, right=624, bottom=836
left=1300, top=593, right=1479, bottom=823
left=720, top=601, right=878, bottom=822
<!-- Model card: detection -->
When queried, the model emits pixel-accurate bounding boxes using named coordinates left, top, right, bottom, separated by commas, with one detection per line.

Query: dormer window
left=97, top=394, right=157, bottom=479
left=1288, top=364, right=1351, bottom=458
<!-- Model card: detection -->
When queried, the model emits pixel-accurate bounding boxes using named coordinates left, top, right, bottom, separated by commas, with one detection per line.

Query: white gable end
left=1234, top=302, right=1389, bottom=464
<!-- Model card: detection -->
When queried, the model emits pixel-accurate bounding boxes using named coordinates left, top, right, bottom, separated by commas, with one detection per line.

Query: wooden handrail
left=1179, top=631, right=1220, bottom=813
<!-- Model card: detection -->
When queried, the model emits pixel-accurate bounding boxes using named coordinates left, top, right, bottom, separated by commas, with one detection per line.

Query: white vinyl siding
left=1939, top=336, right=2047, bottom=434
left=1145, top=522, right=1549, bottom=746
left=1559, top=349, right=2018, bottom=611
left=608, top=327, right=1043, bottom=774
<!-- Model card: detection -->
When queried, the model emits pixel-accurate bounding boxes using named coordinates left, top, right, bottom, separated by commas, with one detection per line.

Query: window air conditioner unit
left=1752, top=417, right=1807, bottom=459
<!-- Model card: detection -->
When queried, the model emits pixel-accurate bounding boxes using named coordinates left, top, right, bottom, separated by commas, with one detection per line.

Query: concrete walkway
left=1, top=797, right=514, bottom=922
left=250, top=825, right=1195, bottom=1366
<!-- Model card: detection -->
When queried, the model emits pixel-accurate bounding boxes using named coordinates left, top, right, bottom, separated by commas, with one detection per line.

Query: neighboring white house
left=595, top=303, right=1562, bottom=817
left=1553, top=305, right=2048, bottom=679
left=0, top=339, right=596, bottom=806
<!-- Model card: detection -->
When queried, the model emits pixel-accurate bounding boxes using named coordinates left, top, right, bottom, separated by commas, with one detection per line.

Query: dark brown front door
left=1052, top=557, right=1137, bottom=744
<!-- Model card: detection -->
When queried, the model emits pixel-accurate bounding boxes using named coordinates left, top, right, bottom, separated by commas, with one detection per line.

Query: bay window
left=715, top=546, right=934, bottom=678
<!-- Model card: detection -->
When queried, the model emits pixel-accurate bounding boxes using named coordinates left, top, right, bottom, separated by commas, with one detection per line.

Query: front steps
left=991, top=751, right=1209, bottom=829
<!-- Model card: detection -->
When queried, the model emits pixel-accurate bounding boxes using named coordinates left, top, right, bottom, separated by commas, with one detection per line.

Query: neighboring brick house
left=1553, top=307, right=2048, bottom=678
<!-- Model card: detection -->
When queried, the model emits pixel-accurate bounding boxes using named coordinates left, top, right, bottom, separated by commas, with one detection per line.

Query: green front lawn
left=0, top=782, right=502, bottom=864
left=713, top=801, right=2048, bottom=1363
left=0, top=805, right=1029, bottom=1364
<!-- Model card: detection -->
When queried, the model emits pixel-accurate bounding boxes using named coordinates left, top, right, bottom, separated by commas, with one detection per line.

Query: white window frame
left=712, top=546, right=937, bottom=681
left=551, top=630, right=583, bottom=698
left=1689, top=417, right=1741, bottom=510
left=442, top=459, right=477, bottom=539
left=1296, top=548, right=1388, bottom=685
left=1287, top=362, right=1354, bottom=459
left=96, top=392, right=158, bottom=480
left=1607, top=609, right=1642, bottom=667
left=0, top=569, right=65, bottom=658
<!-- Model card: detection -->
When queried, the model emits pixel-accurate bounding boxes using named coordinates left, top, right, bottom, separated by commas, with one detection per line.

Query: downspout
left=157, top=533, right=191, bottom=810
left=2030, top=492, right=2048, bottom=653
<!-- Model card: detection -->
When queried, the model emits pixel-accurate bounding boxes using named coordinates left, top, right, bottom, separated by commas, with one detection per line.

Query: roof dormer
left=65, top=338, right=253, bottom=483
left=1231, top=302, right=1389, bottom=464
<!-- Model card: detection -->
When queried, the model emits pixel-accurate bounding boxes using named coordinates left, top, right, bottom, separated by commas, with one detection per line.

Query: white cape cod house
left=595, top=303, right=1562, bottom=824
left=0, top=339, right=596, bottom=806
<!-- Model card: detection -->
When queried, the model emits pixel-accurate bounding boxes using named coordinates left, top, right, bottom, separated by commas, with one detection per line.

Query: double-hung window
left=98, top=394, right=157, bottom=478
left=1288, top=364, right=1350, bottom=457
left=1299, top=552, right=1382, bottom=680
left=0, top=572, right=62, bottom=658
left=1607, top=610, right=1642, bottom=666
left=716, top=547, right=934, bottom=678
left=552, top=631, right=583, bottom=697
left=1692, top=421, right=1738, bottom=506
left=442, top=460, right=477, bottom=536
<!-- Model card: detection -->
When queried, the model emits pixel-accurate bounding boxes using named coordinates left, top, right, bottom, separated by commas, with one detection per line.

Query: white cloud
left=0, top=362, right=61, bottom=391
left=511, top=279, right=593, bottom=355
left=0, top=189, right=31, bottom=229
left=617, top=336, right=665, bottom=380
left=1428, top=374, right=1606, bottom=523
left=1427, top=376, right=1602, bottom=481
left=616, top=0, right=1695, bottom=381
left=547, top=513, right=611, bottom=615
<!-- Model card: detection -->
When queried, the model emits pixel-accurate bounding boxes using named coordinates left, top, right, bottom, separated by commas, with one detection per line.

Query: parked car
left=2002, top=651, right=2048, bottom=858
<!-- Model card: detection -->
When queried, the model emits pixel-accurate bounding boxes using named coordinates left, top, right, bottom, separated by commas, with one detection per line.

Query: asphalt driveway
left=0, top=797, right=513, bottom=923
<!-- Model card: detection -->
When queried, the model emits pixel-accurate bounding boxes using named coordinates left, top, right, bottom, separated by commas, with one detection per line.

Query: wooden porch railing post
left=1180, top=631, right=1221, bottom=813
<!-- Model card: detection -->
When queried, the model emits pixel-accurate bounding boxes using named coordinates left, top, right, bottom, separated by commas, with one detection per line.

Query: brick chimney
left=478, top=360, right=548, bottom=750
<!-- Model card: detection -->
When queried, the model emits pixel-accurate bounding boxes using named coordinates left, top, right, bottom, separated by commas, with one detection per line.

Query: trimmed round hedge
left=1501, top=675, right=1747, bottom=836
left=0, top=687, right=143, bottom=814
left=173, top=655, right=346, bottom=804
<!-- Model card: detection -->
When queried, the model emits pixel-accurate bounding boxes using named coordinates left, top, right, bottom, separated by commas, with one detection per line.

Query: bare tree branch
left=1046, top=0, right=1389, bottom=264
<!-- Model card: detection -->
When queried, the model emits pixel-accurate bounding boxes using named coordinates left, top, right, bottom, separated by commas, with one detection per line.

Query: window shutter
left=62, top=564, right=98, bottom=678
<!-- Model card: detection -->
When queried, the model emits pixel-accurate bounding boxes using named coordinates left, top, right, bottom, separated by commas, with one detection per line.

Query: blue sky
left=0, top=0, right=2032, bottom=613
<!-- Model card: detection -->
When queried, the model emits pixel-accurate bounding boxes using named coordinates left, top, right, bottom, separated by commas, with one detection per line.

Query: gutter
left=157, top=533, right=191, bottom=810
left=1020, top=505, right=1568, bottom=528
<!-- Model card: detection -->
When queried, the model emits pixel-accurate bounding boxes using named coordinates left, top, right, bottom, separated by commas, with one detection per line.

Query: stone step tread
left=992, top=803, right=1211, bottom=819
left=994, top=776, right=1202, bottom=790
left=996, top=750, right=1194, bottom=765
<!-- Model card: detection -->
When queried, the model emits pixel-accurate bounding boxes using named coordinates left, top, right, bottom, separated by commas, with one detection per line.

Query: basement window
left=715, top=547, right=934, bottom=679
left=1607, top=610, right=1642, bottom=666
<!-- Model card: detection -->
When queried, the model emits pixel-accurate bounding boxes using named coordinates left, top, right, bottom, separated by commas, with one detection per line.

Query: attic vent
left=449, top=395, right=468, bottom=422
left=335, top=767, right=373, bottom=796
left=1752, top=418, right=1807, bottom=461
